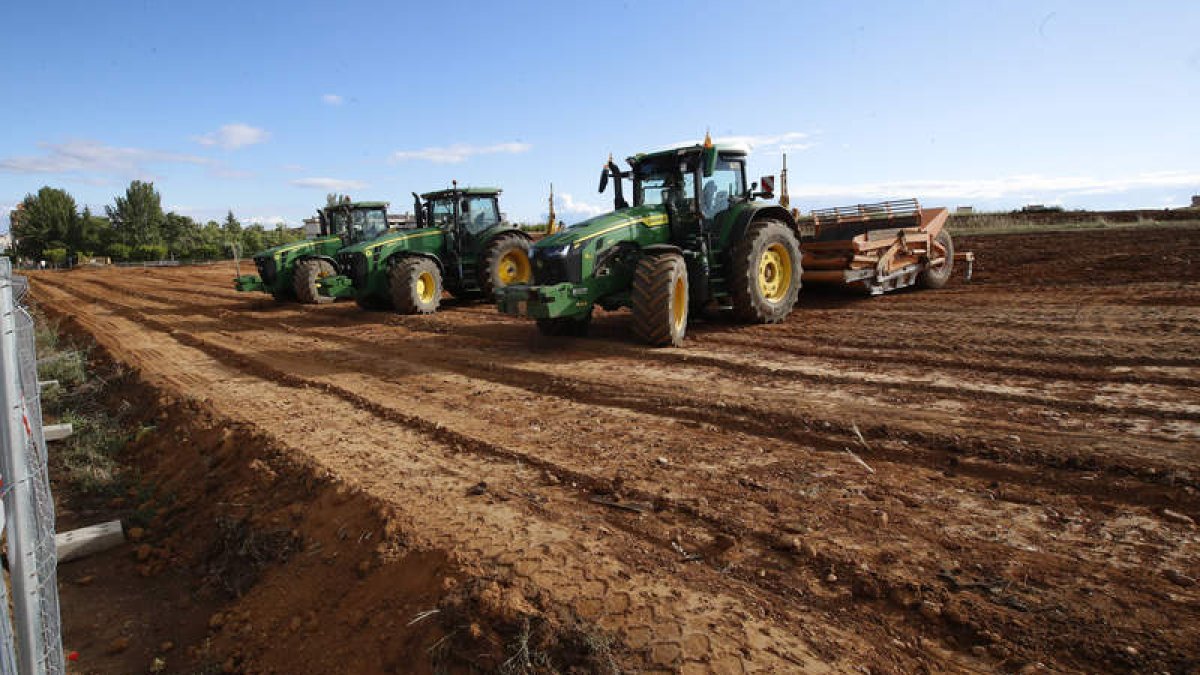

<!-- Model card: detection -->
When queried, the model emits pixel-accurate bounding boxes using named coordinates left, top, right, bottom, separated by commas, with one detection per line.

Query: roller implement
left=496, top=138, right=802, bottom=346
left=234, top=199, right=391, bottom=303
left=318, top=185, right=532, bottom=313
left=800, top=198, right=973, bottom=294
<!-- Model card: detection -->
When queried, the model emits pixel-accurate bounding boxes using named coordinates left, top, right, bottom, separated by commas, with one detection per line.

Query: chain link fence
left=0, top=257, right=64, bottom=674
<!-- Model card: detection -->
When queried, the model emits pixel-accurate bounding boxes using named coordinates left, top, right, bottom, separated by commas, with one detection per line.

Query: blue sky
left=2, top=0, right=1198, bottom=231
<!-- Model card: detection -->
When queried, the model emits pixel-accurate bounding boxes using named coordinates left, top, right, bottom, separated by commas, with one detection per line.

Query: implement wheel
left=481, top=233, right=532, bottom=298
left=630, top=253, right=689, bottom=347
left=730, top=219, right=801, bottom=323
left=390, top=257, right=443, bottom=314
left=293, top=259, right=335, bottom=304
left=918, top=230, right=955, bottom=289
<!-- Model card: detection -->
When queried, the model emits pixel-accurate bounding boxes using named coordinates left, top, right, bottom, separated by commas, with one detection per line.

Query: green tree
left=162, top=211, right=200, bottom=257
left=240, top=224, right=265, bottom=255
left=12, top=187, right=79, bottom=260
left=107, top=180, right=165, bottom=246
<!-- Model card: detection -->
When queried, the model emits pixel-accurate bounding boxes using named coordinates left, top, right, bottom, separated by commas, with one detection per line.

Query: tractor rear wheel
left=918, top=230, right=955, bottom=289
left=481, top=233, right=532, bottom=298
left=630, top=253, right=689, bottom=347
left=730, top=219, right=801, bottom=323
left=390, top=257, right=442, bottom=314
left=536, top=309, right=592, bottom=337
left=293, top=259, right=335, bottom=304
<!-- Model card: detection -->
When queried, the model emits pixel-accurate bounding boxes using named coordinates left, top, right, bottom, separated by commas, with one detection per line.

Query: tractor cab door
left=454, top=194, right=502, bottom=259
left=698, top=155, right=747, bottom=229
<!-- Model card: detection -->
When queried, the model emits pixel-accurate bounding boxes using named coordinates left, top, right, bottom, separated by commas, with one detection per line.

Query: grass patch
left=31, top=306, right=132, bottom=496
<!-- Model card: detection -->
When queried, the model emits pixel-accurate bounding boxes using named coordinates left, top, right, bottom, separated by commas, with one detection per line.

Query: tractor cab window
left=351, top=208, right=388, bottom=240
left=428, top=198, right=456, bottom=229
left=326, top=210, right=351, bottom=237
left=634, top=162, right=696, bottom=213
left=461, top=196, right=500, bottom=235
left=700, top=158, right=746, bottom=219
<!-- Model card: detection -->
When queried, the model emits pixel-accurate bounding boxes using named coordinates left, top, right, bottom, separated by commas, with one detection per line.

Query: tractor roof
left=629, top=142, right=749, bottom=165
left=421, top=187, right=502, bottom=199
left=325, top=201, right=388, bottom=209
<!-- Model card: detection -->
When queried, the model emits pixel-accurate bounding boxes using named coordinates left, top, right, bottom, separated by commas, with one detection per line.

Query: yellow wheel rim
left=416, top=271, right=436, bottom=303
left=497, top=249, right=531, bottom=285
left=671, top=275, right=687, bottom=331
left=758, top=243, right=792, bottom=303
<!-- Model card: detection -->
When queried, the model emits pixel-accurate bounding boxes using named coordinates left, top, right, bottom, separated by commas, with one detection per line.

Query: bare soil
left=34, top=226, right=1200, bottom=674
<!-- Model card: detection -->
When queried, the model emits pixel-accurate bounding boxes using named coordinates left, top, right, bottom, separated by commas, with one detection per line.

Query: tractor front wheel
left=293, top=259, right=336, bottom=304
left=918, top=229, right=955, bottom=289
left=481, top=233, right=533, bottom=298
left=630, top=253, right=689, bottom=347
left=390, top=257, right=443, bottom=314
left=730, top=219, right=802, bottom=323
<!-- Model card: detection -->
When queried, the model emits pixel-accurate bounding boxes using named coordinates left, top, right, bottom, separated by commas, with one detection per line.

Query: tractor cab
left=320, top=200, right=390, bottom=247
left=415, top=186, right=504, bottom=260
left=604, top=144, right=764, bottom=243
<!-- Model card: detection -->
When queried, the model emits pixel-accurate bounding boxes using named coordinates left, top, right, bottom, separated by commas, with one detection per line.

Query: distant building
left=0, top=233, right=11, bottom=251
left=1191, top=195, right=1200, bottom=208
left=955, top=206, right=974, bottom=214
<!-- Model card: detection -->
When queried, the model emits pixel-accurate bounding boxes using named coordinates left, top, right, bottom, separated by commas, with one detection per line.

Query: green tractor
left=318, top=184, right=533, bottom=313
left=234, top=199, right=392, bottom=303
left=496, top=140, right=801, bottom=346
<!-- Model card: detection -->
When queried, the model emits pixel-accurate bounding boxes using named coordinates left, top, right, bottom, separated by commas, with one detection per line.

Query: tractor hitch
left=234, top=275, right=265, bottom=292
left=496, top=283, right=590, bottom=319
left=317, top=274, right=357, bottom=299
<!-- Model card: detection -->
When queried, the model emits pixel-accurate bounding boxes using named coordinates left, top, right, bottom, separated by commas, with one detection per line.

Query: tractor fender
left=640, top=243, right=684, bottom=257
left=386, top=250, right=443, bottom=275
left=498, top=228, right=534, bottom=245
left=295, top=254, right=341, bottom=274
left=727, top=204, right=799, bottom=248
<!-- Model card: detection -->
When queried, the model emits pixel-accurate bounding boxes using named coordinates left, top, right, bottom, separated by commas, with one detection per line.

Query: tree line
left=8, top=181, right=304, bottom=265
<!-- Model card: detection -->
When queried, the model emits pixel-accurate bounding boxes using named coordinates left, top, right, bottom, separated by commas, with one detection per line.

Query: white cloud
left=193, top=123, right=270, bottom=150
left=290, top=177, right=367, bottom=191
left=791, top=171, right=1200, bottom=202
left=559, top=192, right=606, bottom=218
left=662, top=131, right=813, bottom=156
left=244, top=215, right=288, bottom=226
left=0, top=139, right=210, bottom=176
left=391, top=142, right=531, bottom=164
left=322, top=94, right=343, bottom=106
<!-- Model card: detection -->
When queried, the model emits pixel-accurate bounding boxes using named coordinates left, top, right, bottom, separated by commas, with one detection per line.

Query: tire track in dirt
left=33, top=276, right=874, bottom=674
left=35, top=274, right=1200, bottom=672
left=60, top=273, right=1200, bottom=497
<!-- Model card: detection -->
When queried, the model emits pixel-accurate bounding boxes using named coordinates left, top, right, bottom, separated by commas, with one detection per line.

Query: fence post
left=0, top=257, right=63, bottom=674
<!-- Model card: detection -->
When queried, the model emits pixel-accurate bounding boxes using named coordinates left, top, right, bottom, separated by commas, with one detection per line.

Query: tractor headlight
left=539, top=244, right=572, bottom=258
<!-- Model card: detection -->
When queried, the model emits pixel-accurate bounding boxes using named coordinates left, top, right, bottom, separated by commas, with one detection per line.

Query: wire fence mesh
left=0, top=257, right=64, bottom=674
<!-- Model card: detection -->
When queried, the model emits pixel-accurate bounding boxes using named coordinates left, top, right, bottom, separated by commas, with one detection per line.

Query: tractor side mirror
left=598, top=168, right=609, bottom=193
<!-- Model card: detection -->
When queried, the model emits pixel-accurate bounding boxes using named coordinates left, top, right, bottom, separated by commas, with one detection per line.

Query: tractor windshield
left=634, top=157, right=696, bottom=213
left=350, top=208, right=388, bottom=241
left=325, top=209, right=351, bottom=237
left=427, top=198, right=456, bottom=229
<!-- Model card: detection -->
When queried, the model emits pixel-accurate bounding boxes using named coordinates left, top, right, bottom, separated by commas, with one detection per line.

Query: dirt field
left=32, top=226, right=1200, bottom=674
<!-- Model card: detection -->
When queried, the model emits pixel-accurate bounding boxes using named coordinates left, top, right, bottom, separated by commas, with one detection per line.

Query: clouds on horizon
left=791, top=171, right=1200, bottom=205
left=321, top=94, right=343, bottom=106
left=0, top=139, right=210, bottom=177
left=289, top=177, right=367, bottom=191
left=193, top=123, right=270, bottom=150
left=391, top=141, right=531, bottom=164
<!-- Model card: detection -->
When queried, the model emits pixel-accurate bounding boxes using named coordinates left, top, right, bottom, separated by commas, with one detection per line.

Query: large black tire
left=480, top=233, right=533, bottom=298
left=630, top=253, right=689, bottom=347
left=293, top=259, right=336, bottom=304
left=536, top=309, right=592, bottom=337
left=918, top=230, right=955, bottom=289
left=390, top=257, right=442, bottom=314
left=730, top=219, right=802, bottom=323
left=270, top=288, right=291, bottom=303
